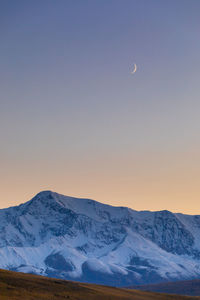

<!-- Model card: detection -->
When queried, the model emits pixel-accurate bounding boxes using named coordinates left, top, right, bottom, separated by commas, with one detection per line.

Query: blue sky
left=0, top=0, right=200, bottom=213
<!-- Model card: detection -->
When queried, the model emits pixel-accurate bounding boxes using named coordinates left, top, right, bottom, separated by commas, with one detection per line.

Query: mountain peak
left=29, top=190, right=79, bottom=207
left=0, top=191, right=200, bottom=287
left=33, top=190, right=58, bottom=200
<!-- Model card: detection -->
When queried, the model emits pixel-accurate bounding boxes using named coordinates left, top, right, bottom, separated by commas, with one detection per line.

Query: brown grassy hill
left=129, top=279, right=200, bottom=296
left=0, top=269, right=199, bottom=300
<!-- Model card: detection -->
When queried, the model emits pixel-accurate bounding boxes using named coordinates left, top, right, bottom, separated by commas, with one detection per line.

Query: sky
left=0, top=0, right=200, bottom=213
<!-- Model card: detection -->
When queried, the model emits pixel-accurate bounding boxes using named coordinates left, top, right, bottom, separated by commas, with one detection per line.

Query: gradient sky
left=1, top=0, right=200, bottom=213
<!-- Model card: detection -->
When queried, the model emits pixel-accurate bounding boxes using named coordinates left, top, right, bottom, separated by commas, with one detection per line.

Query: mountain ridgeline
left=1, top=191, right=200, bottom=286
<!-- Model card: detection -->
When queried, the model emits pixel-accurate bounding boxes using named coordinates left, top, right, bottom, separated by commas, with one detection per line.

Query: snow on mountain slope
left=0, top=190, right=200, bottom=286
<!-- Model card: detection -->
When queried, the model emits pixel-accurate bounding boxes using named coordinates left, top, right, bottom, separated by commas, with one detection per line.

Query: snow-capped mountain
left=1, top=190, right=200, bottom=286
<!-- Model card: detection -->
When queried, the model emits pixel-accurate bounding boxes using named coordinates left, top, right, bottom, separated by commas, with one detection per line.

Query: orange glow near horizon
left=1, top=1, right=200, bottom=215
left=1, top=148, right=200, bottom=214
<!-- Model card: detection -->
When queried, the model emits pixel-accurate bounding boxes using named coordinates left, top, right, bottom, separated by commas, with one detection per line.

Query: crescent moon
left=130, top=63, right=137, bottom=74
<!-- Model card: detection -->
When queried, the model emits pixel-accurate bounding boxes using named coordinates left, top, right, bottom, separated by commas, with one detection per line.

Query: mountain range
left=1, top=190, right=200, bottom=286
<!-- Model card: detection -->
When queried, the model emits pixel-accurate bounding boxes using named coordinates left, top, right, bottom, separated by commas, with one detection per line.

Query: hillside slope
left=0, top=269, right=198, bottom=300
